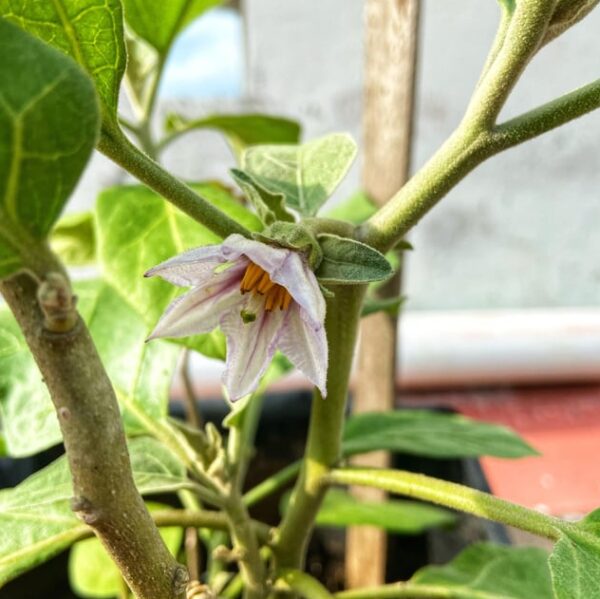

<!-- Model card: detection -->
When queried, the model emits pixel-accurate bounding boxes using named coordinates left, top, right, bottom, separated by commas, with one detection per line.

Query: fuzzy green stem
left=273, top=286, right=366, bottom=568
left=334, top=583, right=504, bottom=599
left=225, top=490, right=267, bottom=599
left=327, top=468, right=563, bottom=541
left=98, top=124, right=250, bottom=240
left=243, top=461, right=302, bottom=508
left=462, top=0, right=554, bottom=130
left=274, top=570, right=334, bottom=599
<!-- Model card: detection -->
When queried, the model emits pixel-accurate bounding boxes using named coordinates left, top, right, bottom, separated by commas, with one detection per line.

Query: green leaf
left=549, top=509, right=600, bottom=599
left=361, top=295, right=406, bottom=318
left=122, top=0, right=222, bottom=54
left=69, top=502, right=183, bottom=598
left=0, top=280, right=180, bottom=456
left=241, top=133, right=357, bottom=216
left=342, top=410, right=538, bottom=459
left=50, top=212, right=96, bottom=265
left=313, top=489, right=455, bottom=534
left=96, top=182, right=261, bottom=359
left=76, top=281, right=180, bottom=433
left=123, top=29, right=159, bottom=117
left=0, top=308, right=61, bottom=456
left=412, top=543, right=553, bottom=599
left=165, top=112, right=302, bottom=158
left=1, top=0, right=126, bottom=121
left=230, top=168, right=294, bottom=225
left=0, top=19, right=99, bottom=279
left=315, top=234, right=393, bottom=285
left=322, top=190, right=377, bottom=225
left=0, top=438, right=189, bottom=586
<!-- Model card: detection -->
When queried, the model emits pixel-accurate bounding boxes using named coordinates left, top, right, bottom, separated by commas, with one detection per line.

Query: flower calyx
left=253, top=221, right=323, bottom=270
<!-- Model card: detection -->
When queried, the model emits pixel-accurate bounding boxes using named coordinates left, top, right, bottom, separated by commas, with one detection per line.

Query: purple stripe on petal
left=221, top=303, right=287, bottom=401
left=145, top=243, right=232, bottom=286
left=148, top=264, right=246, bottom=340
left=277, top=303, right=328, bottom=397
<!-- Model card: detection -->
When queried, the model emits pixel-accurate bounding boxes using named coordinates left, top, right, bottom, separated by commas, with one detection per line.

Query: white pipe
left=398, top=309, right=600, bottom=388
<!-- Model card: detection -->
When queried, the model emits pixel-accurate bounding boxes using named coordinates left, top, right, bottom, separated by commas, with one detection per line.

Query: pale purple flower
left=145, top=234, right=328, bottom=401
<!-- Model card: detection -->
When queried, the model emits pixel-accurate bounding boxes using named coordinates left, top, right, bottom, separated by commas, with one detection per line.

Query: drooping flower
left=145, top=234, right=328, bottom=401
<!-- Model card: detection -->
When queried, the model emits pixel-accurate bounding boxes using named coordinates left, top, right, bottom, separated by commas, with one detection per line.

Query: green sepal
left=315, top=234, right=393, bottom=285
left=361, top=295, right=406, bottom=318
left=230, top=168, right=294, bottom=226
left=394, top=239, right=414, bottom=251
left=254, top=222, right=323, bottom=269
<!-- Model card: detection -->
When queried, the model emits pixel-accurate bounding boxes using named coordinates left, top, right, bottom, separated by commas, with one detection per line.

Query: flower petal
left=220, top=234, right=325, bottom=325
left=220, top=303, right=286, bottom=401
left=144, top=243, right=229, bottom=286
left=277, top=303, right=328, bottom=397
left=148, top=264, right=245, bottom=340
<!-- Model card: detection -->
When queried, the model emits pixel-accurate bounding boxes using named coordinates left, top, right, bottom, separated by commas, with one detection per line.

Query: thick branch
left=273, top=286, right=365, bottom=568
left=98, top=125, right=251, bottom=240
left=0, top=267, right=188, bottom=599
left=462, top=0, right=555, bottom=130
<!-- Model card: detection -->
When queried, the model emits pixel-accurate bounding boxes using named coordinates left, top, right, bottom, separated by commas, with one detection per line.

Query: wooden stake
left=346, top=0, right=420, bottom=588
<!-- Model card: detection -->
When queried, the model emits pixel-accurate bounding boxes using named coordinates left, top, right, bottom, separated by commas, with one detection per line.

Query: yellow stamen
left=256, top=271, right=275, bottom=295
left=240, top=262, right=293, bottom=312
left=281, top=289, right=292, bottom=310
left=240, top=262, right=263, bottom=293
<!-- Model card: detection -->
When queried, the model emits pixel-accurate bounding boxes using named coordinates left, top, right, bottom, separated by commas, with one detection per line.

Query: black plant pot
left=0, top=391, right=509, bottom=597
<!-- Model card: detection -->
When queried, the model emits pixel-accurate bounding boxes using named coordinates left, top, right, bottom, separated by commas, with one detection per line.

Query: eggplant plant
left=1, top=1, right=599, bottom=598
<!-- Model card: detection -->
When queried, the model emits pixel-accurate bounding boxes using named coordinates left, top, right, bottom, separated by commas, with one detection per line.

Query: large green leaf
left=411, top=543, right=553, bottom=599
left=0, top=19, right=98, bottom=279
left=122, top=0, right=222, bottom=54
left=69, top=502, right=183, bottom=598
left=241, top=133, right=357, bottom=216
left=0, top=438, right=190, bottom=587
left=1, top=0, right=125, bottom=120
left=342, top=410, right=538, bottom=459
left=314, top=489, right=455, bottom=534
left=550, top=509, right=600, bottom=599
left=96, top=182, right=261, bottom=358
left=0, top=280, right=179, bottom=456
left=165, top=113, right=302, bottom=158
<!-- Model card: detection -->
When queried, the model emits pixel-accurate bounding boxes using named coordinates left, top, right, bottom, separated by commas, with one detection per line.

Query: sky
left=159, top=8, right=243, bottom=99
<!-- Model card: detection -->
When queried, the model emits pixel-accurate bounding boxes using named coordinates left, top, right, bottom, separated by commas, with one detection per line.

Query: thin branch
left=98, top=124, right=251, bottom=240
left=274, top=569, right=334, bottom=599
left=490, top=77, right=600, bottom=149
left=327, top=467, right=563, bottom=541
left=242, top=460, right=301, bottom=507
left=334, top=583, right=499, bottom=599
